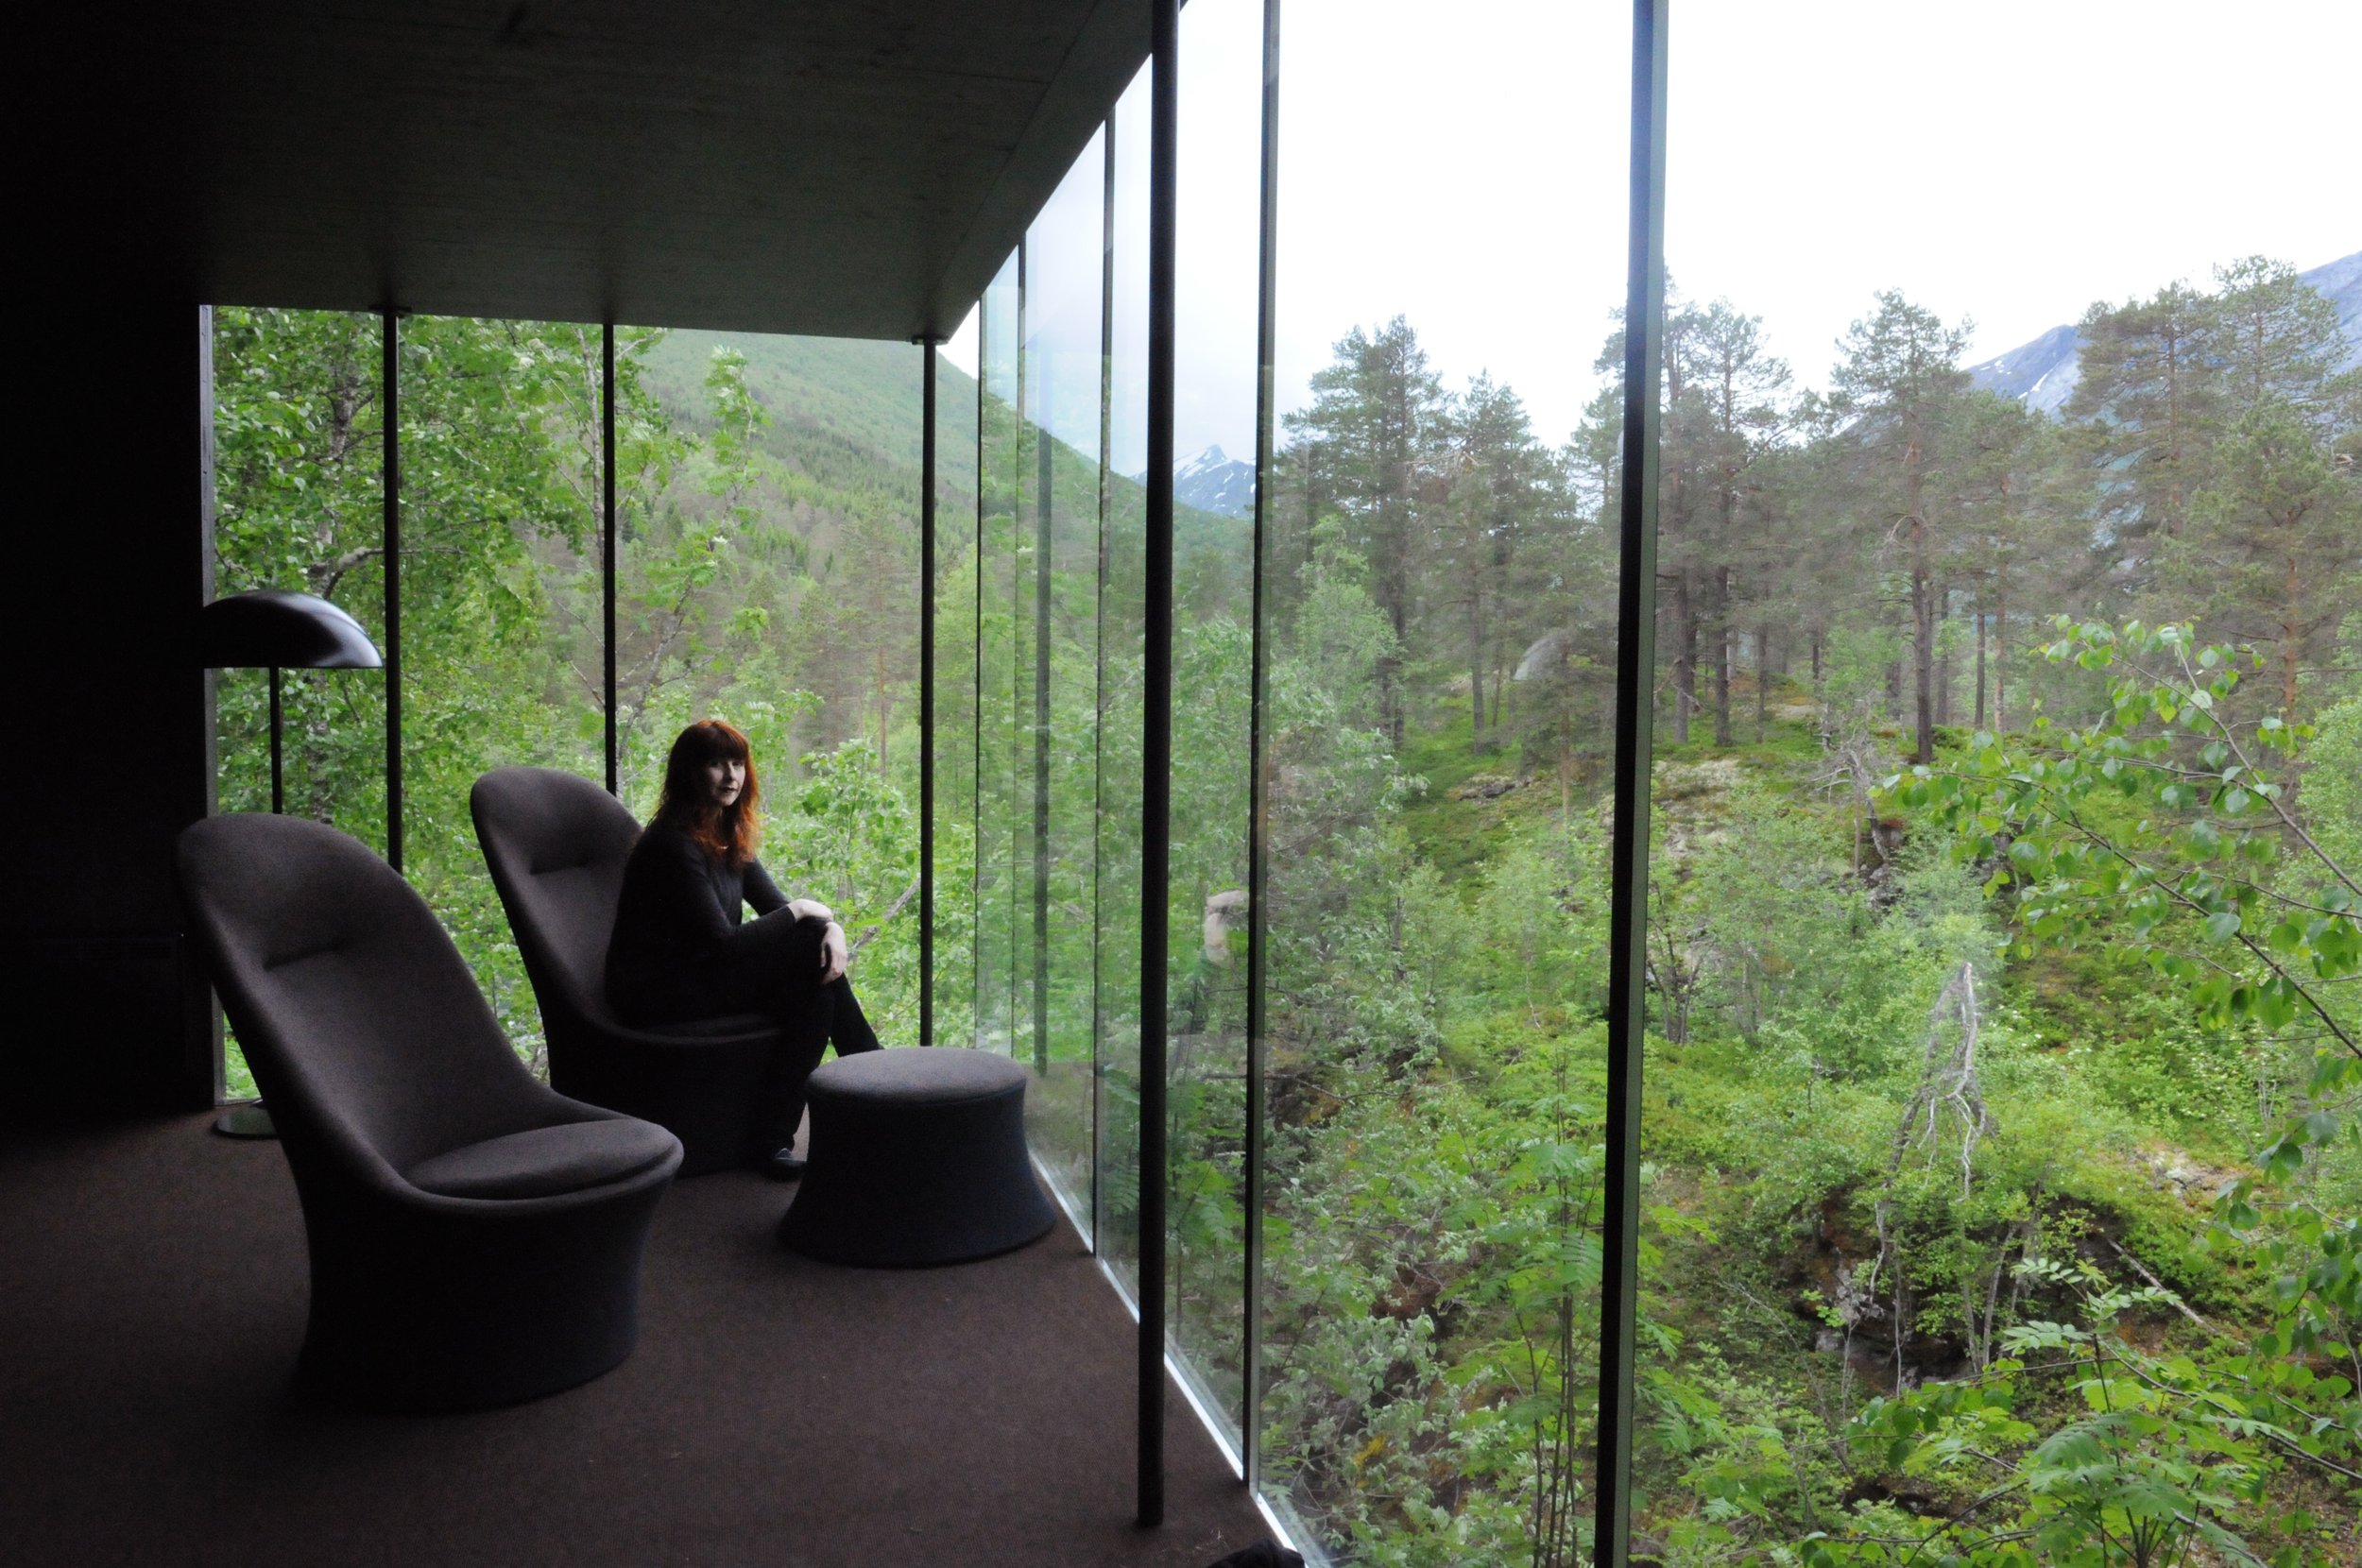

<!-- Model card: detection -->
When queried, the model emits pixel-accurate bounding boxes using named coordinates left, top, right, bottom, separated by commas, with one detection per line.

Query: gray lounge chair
left=470, top=766, right=781, bottom=1175
left=177, top=813, right=681, bottom=1412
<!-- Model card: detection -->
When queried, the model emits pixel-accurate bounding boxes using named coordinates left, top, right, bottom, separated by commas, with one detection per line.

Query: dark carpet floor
left=0, top=1114, right=1273, bottom=1568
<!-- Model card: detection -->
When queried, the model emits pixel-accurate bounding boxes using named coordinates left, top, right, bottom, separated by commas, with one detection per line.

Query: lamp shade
left=197, top=590, right=382, bottom=671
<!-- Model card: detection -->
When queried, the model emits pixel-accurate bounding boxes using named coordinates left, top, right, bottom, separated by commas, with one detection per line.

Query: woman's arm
left=743, top=857, right=838, bottom=973
left=746, top=861, right=832, bottom=924
left=743, top=857, right=791, bottom=917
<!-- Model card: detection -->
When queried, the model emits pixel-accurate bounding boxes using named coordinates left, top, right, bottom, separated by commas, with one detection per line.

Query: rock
left=2137, top=1145, right=2243, bottom=1202
left=1653, top=758, right=1748, bottom=800
left=1450, top=773, right=1519, bottom=802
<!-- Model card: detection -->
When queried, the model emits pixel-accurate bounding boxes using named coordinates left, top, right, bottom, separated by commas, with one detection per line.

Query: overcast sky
left=951, top=0, right=2358, bottom=467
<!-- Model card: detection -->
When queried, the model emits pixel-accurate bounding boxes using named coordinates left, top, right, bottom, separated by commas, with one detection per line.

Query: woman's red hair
left=655, top=719, right=762, bottom=865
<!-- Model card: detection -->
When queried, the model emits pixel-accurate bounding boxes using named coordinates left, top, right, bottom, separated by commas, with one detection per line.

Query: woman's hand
left=820, top=920, right=850, bottom=983
left=788, top=897, right=835, bottom=925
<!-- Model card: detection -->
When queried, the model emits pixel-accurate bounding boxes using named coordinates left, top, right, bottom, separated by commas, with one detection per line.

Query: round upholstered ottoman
left=776, top=1048, right=1056, bottom=1267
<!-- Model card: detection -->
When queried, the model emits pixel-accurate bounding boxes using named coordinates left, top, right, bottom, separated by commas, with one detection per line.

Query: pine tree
left=1831, top=292, right=1973, bottom=764
left=1677, top=300, right=1794, bottom=745
left=1434, top=373, right=1556, bottom=755
left=2066, top=280, right=2219, bottom=571
left=1282, top=316, right=1446, bottom=744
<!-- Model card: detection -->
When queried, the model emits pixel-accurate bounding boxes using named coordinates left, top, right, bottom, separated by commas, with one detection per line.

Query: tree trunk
left=1936, top=594, right=1953, bottom=730
left=1910, top=520, right=1935, bottom=765
left=1973, top=591, right=1987, bottom=731
left=1712, top=567, right=1734, bottom=747
left=2282, top=539, right=2303, bottom=719
left=1994, top=565, right=2008, bottom=734
left=1468, top=574, right=1487, bottom=755
left=1755, top=619, right=1771, bottom=741
left=1669, top=572, right=1694, bottom=743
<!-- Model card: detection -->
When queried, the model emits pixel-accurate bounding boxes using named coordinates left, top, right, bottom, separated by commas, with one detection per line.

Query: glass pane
left=210, top=307, right=390, bottom=1096
left=1098, top=60, right=1153, bottom=1298
left=931, top=323, right=982, bottom=1051
left=1165, top=0, right=1263, bottom=1448
left=1259, top=0, right=1632, bottom=1556
left=614, top=330, right=927, bottom=1041
left=1638, top=6, right=2361, bottom=1563
left=1019, top=129, right=1112, bottom=1220
left=977, top=257, right=1024, bottom=1054
left=398, top=316, right=608, bottom=1070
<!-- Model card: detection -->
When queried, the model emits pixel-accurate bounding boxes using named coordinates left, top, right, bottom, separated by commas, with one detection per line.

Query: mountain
left=1965, top=322, right=2084, bottom=416
left=1168, top=445, right=1258, bottom=518
left=2311, top=249, right=2362, bottom=375
left=1967, top=248, right=2362, bottom=416
left=641, top=329, right=981, bottom=495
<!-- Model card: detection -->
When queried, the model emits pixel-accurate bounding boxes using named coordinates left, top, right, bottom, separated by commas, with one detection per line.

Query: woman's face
left=705, top=756, right=746, bottom=809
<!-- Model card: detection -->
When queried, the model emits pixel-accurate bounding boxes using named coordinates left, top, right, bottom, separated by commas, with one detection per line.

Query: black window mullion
left=1594, top=3, right=1669, bottom=1563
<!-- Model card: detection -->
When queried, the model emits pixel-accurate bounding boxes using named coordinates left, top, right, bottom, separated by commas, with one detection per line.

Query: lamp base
left=213, top=1101, right=278, bottom=1139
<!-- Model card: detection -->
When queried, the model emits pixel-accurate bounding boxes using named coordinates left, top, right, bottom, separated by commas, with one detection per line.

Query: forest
left=210, top=248, right=2360, bottom=1567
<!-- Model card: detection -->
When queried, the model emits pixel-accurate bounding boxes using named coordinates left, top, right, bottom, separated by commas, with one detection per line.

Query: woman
left=606, top=719, right=881, bottom=1177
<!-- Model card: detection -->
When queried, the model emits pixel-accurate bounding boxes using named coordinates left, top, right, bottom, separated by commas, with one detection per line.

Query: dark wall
left=3, top=304, right=218, bottom=1116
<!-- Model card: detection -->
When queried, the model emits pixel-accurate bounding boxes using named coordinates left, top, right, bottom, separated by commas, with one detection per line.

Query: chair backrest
left=470, top=767, right=642, bottom=1033
left=177, top=813, right=548, bottom=1173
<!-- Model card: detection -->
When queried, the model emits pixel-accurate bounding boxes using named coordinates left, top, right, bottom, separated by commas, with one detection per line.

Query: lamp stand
left=217, top=662, right=284, bottom=1140
left=269, top=664, right=283, bottom=814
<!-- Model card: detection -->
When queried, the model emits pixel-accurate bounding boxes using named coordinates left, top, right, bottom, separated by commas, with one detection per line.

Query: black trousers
left=612, top=911, right=883, bottom=1153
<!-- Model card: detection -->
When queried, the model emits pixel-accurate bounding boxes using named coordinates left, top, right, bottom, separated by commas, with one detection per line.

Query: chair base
left=292, top=1158, right=673, bottom=1413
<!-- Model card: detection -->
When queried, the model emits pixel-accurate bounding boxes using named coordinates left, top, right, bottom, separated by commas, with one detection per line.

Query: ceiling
left=63, top=1, right=1149, bottom=341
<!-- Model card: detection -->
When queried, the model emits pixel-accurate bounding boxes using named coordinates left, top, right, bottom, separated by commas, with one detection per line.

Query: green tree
left=1284, top=316, right=1446, bottom=744
left=1831, top=292, right=1974, bottom=764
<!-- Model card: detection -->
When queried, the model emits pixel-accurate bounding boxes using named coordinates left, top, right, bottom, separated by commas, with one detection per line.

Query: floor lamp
left=197, top=588, right=384, bottom=1136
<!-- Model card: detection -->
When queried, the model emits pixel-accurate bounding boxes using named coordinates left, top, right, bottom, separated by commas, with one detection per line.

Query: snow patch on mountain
left=1967, top=249, right=2362, bottom=416
left=1969, top=322, right=2084, bottom=416
left=1129, top=445, right=1258, bottom=518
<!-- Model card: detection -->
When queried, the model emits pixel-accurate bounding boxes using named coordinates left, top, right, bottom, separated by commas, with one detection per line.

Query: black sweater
left=605, top=821, right=791, bottom=1000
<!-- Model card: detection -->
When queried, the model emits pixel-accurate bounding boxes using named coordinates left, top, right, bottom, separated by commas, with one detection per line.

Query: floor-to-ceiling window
left=930, top=326, right=984, bottom=1055
left=959, top=0, right=1266, bottom=1456
left=1626, top=4, right=2361, bottom=1564
left=207, top=2, right=2361, bottom=1557
left=213, top=317, right=933, bottom=1077
left=1251, top=1, right=1635, bottom=1558
left=1162, top=0, right=1264, bottom=1453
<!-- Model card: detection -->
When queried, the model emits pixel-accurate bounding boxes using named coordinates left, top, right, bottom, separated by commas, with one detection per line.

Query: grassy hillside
left=641, top=328, right=980, bottom=494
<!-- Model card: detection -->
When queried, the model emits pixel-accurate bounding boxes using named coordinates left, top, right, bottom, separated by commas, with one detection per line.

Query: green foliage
left=1874, top=619, right=2361, bottom=1558
left=214, top=273, right=2362, bottom=1568
left=214, top=309, right=944, bottom=1078
left=1807, top=1263, right=2354, bottom=1568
